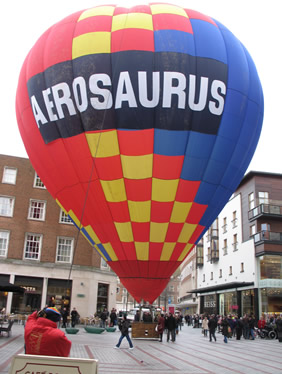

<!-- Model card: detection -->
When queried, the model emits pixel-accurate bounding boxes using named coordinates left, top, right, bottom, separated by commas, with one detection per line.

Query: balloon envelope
left=16, top=3, right=263, bottom=303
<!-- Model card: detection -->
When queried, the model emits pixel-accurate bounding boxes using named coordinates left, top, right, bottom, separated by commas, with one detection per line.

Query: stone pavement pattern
left=0, top=323, right=281, bottom=374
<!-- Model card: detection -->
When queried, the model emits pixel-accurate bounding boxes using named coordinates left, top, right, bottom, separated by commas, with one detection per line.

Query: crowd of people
left=182, top=313, right=282, bottom=343
left=23, top=306, right=282, bottom=358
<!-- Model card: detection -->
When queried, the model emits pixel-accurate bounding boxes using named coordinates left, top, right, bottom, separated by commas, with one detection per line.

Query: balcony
left=196, top=244, right=203, bottom=267
left=253, top=230, right=282, bottom=256
left=254, top=230, right=282, bottom=245
left=207, top=250, right=219, bottom=263
left=249, top=203, right=282, bottom=221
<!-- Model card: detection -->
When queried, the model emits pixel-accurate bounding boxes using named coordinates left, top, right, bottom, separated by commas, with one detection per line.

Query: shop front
left=194, top=282, right=256, bottom=317
left=47, top=278, right=72, bottom=312
left=12, top=276, right=43, bottom=313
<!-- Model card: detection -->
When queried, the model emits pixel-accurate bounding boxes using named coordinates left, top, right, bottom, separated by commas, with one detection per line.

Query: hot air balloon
left=16, top=3, right=263, bottom=304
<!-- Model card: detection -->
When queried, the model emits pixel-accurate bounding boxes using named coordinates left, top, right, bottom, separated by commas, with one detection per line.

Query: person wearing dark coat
left=235, top=317, right=244, bottom=340
left=61, top=307, right=69, bottom=328
left=248, top=316, right=256, bottom=340
left=157, top=314, right=165, bottom=342
left=165, top=313, right=176, bottom=342
left=115, top=314, right=133, bottom=349
left=70, top=307, right=79, bottom=328
left=110, top=308, right=117, bottom=327
left=276, top=316, right=282, bottom=343
left=221, top=317, right=229, bottom=343
left=208, top=315, right=217, bottom=342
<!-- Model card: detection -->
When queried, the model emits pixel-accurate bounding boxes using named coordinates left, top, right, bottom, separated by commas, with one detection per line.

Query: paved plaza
left=0, top=323, right=281, bottom=374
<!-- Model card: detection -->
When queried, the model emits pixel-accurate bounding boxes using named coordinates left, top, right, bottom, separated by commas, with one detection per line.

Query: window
left=219, top=269, right=222, bottom=278
left=229, top=266, right=232, bottom=275
left=223, top=239, right=228, bottom=255
left=233, top=234, right=238, bottom=251
left=59, top=209, right=72, bottom=224
left=232, top=211, right=238, bottom=228
left=101, top=258, right=109, bottom=270
left=261, top=223, right=270, bottom=232
left=24, top=233, right=42, bottom=260
left=203, top=274, right=205, bottom=282
left=28, top=200, right=46, bottom=221
left=210, top=272, right=213, bottom=280
left=0, top=196, right=15, bottom=217
left=116, top=287, right=120, bottom=294
left=33, top=173, right=45, bottom=188
left=248, top=192, right=255, bottom=210
left=241, top=262, right=244, bottom=273
left=169, top=285, right=174, bottom=292
left=56, top=237, right=73, bottom=263
left=0, top=230, right=9, bottom=257
left=2, top=167, right=17, bottom=184
left=222, top=217, right=227, bottom=233
left=259, top=191, right=269, bottom=205
left=250, top=225, right=256, bottom=237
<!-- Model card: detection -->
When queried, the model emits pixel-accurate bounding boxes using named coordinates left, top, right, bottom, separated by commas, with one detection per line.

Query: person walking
left=221, top=317, right=229, bottom=343
left=157, top=313, right=165, bottom=342
left=115, top=314, right=133, bottom=349
left=208, top=315, right=217, bottom=342
left=202, top=316, right=209, bottom=337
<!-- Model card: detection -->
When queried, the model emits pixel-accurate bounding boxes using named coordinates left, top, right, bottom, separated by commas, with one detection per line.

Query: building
left=194, top=171, right=282, bottom=318
left=0, top=155, right=117, bottom=317
left=177, top=247, right=199, bottom=315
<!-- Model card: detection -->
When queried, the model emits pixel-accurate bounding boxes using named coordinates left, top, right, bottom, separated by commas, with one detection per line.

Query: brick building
left=0, top=154, right=117, bottom=318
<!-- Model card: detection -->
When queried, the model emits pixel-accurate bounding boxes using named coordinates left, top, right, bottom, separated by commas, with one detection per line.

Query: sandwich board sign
left=9, top=354, right=98, bottom=374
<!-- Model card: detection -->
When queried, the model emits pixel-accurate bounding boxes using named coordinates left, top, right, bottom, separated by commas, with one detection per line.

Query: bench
left=0, top=320, right=14, bottom=337
left=9, top=354, right=98, bottom=374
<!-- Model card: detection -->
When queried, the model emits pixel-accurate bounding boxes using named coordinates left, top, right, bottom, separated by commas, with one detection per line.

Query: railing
left=231, top=218, right=238, bottom=228
left=249, top=204, right=282, bottom=220
left=232, top=242, right=238, bottom=251
left=254, top=230, right=282, bottom=244
left=222, top=246, right=228, bottom=255
left=222, top=224, right=227, bottom=233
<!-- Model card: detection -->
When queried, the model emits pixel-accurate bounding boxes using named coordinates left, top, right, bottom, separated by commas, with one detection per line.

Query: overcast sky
left=0, top=0, right=281, bottom=174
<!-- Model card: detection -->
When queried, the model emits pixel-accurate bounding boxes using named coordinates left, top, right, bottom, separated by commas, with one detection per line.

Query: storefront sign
left=204, top=301, right=216, bottom=308
left=9, top=354, right=98, bottom=374
left=231, top=305, right=239, bottom=310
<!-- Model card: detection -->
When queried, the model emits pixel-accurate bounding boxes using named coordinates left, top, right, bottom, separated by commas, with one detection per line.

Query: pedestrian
left=134, top=310, right=140, bottom=322
left=100, top=308, right=108, bottom=328
left=221, top=317, right=229, bottom=343
left=157, top=313, right=165, bottom=342
left=110, top=308, right=117, bottom=327
left=248, top=315, right=255, bottom=340
left=24, top=307, right=71, bottom=357
left=165, top=312, right=176, bottom=342
left=115, top=314, right=133, bottom=349
left=202, top=316, right=209, bottom=337
left=276, top=316, right=282, bottom=343
left=242, top=314, right=249, bottom=339
left=235, top=317, right=243, bottom=340
left=208, top=315, right=217, bottom=342
left=71, top=307, right=79, bottom=328
left=61, top=307, right=69, bottom=328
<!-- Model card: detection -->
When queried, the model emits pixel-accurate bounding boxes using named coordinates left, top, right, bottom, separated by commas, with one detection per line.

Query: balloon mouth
left=119, top=277, right=171, bottom=304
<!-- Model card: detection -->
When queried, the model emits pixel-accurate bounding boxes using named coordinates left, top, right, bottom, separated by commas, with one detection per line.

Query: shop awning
left=0, top=280, right=25, bottom=293
left=191, top=282, right=254, bottom=294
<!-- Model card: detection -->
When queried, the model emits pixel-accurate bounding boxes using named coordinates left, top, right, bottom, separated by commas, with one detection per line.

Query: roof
left=191, top=281, right=254, bottom=294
